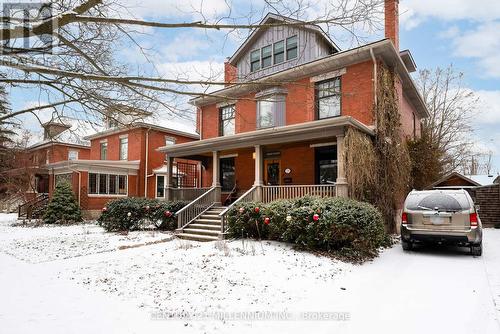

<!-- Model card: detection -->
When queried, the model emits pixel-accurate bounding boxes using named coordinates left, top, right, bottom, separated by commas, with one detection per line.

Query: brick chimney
left=385, top=0, right=399, bottom=50
left=224, top=58, right=237, bottom=86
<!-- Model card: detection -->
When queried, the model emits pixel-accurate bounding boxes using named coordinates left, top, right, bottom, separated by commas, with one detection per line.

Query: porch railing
left=219, top=186, right=258, bottom=233
left=18, top=193, right=49, bottom=220
left=175, top=187, right=217, bottom=229
left=262, top=184, right=336, bottom=203
left=168, top=187, right=211, bottom=201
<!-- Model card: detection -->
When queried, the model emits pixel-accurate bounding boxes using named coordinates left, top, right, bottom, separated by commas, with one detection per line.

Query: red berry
left=313, top=214, right=320, bottom=221
left=239, top=207, right=245, bottom=214
left=164, top=210, right=172, bottom=217
left=254, top=207, right=260, bottom=213
left=264, top=217, right=270, bottom=225
left=102, top=207, right=107, bottom=212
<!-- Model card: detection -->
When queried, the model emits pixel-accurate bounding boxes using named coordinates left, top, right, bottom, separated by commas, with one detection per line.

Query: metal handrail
left=219, top=186, right=258, bottom=233
left=18, top=193, right=49, bottom=219
left=175, top=187, right=216, bottom=229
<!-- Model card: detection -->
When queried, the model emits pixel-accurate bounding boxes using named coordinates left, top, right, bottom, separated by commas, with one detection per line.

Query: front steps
left=176, top=206, right=226, bottom=242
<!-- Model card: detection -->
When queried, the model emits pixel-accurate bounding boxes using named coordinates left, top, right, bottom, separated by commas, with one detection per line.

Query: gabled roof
left=191, top=39, right=430, bottom=119
left=429, top=171, right=482, bottom=189
left=228, top=12, right=340, bottom=65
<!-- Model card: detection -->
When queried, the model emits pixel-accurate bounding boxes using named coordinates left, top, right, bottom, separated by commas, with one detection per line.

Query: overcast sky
left=7, top=0, right=500, bottom=175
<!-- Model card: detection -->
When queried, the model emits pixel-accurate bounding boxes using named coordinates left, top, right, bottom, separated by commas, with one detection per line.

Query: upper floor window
left=250, top=50, right=260, bottom=72
left=273, top=40, right=284, bottom=64
left=261, top=45, right=272, bottom=68
left=106, top=117, right=119, bottom=129
left=165, top=136, right=176, bottom=146
left=68, top=150, right=78, bottom=161
left=220, top=105, right=235, bottom=136
left=286, top=35, right=298, bottom=60
left=316, top=77, right=341, bottom=119
left=257, top=93, right=286, bottom=129
left=100, top=141, right=108, bottom=160
left=119, top=137, right=128, bottom=160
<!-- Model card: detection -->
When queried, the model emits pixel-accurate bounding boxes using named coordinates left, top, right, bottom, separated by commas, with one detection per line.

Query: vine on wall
left=345, top=65, right=411, bottom=232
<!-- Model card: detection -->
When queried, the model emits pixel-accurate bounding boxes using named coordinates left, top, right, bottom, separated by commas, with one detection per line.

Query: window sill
left=87, top=194, right=128, bottom=198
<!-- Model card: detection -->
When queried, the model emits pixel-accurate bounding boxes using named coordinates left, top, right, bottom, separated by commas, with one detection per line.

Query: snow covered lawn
left=1, top=213, right=499, bottom=334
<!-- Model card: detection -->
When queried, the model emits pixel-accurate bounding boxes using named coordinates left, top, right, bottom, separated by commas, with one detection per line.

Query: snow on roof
left=466, top=175, right=498, bottom=186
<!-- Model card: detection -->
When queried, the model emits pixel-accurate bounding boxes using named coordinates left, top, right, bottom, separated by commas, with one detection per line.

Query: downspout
left=144, top=127, right=151, bottom=198
left=370, top=48, right=378, bottom=129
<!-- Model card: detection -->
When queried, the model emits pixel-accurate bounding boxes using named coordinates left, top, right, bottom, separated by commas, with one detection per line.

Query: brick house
left=43, top=116, right=200, bottom=217
left=157, top=0, right=429, bottom=240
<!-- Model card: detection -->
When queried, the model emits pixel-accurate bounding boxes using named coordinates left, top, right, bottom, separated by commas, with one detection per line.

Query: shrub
left=98, top=197, right=187, bottom=232
left=43, top=181, right=83, bottom=224
left=226, top=196, right=389, bottom=261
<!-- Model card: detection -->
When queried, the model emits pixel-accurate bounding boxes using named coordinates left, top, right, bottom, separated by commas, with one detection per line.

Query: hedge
left=98, top=198, right=187, bottom=232
left=226, top=196, right=390, bottom=261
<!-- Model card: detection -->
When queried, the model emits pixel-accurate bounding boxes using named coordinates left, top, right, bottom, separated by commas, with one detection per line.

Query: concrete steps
left=176, top=206, right=226, bottom=242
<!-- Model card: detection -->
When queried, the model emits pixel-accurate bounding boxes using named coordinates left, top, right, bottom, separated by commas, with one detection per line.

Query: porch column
left=336, top=134, right=348, bottom=197
left=212, top=151, right=221, bottom=204
left=254, top=145, right=263, bottom=201
left=166, top=156, right=174, bottom=201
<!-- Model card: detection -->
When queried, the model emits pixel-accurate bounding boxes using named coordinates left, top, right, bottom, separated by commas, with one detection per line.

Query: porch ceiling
left=158, top=116, right=373, bottom=158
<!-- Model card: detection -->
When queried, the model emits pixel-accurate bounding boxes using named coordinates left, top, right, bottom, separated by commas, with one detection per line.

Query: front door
left=265, top=160, right=281, bottom=185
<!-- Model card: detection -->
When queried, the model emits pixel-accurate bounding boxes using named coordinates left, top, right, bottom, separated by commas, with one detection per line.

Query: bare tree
left=0, top=0, right=384, bottom=129
left=416, top=65, right=479, bottom=173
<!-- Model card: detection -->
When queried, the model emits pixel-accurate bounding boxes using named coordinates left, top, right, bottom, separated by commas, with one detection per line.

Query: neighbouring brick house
left=158, top=0, right=430, bottom=240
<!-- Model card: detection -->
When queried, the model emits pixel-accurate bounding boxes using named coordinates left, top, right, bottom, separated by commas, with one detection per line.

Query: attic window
left=286, top=35, right=297, bottom=60
left=261, top=45, right=272, bottom=68
left=273, top=40, right=284, bottom=64
left=250, top=50, right=260, bottom=72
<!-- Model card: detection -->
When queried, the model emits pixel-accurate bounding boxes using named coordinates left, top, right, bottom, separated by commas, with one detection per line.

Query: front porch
left=159, top=117, right=374, bottom=240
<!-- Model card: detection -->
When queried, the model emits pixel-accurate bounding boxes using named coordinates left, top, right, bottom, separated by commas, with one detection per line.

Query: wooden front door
left=264, top=160, right=281, bottom=185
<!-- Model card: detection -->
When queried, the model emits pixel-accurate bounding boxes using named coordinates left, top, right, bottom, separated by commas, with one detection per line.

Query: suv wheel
left=471, top=243, right=482, bottom=257
left=402, top=240, right=413, bottom=251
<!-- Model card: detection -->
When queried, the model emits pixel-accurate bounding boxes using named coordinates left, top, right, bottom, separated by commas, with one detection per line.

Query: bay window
left=88, top=173, right=127, bottom=195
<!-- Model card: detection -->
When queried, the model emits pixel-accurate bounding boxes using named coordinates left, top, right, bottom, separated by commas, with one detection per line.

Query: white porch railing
left=175, top=187, right=217, bottom=229
left=262, top=184, right=337, bottom=203
left=168, top=187, right=211, bottom=201
left=219, top=186, right=259, bottom=233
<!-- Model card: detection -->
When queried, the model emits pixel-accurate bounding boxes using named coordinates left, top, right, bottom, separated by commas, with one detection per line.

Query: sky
left=5, top=0, right=500, bottom=175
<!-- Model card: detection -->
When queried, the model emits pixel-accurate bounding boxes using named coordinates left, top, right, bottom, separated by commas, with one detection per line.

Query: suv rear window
left=406, top=192, right=471, bottom=212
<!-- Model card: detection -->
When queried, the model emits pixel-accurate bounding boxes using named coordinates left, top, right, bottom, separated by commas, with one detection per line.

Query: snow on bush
left=98, top=198, right=187, bottom=232
left=226, top=196, right=390, bottom=261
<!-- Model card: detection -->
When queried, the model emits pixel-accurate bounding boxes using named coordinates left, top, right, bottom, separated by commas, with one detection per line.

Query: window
left=315, top=146, right=337, bottom=185
left=316, top=77, right=341, bottom=119
left=119, top=137, right=128, bottom=160
left=261, top=45, right=272, bottom=68
left=88, top=173, right=127, bottom=195
left=100, top=142, right=108, bottom=160
left=220, top=158, right=235, bottom=192
left=220, top=105, right=235, bottom=136
left=55, top=173, right=72, bottom=186
left=273, top=40, right=284, bottom=64
left=257, top=95, right=286, bottom=128
left=68, top=150, right=78, bottom=161
left=286, top=35, right=297, bottom=60
left=99, top=174, right=107, bottom=194
left=165, top=136, right=176, bottom=146
left=156, top=175, right=165, bottom=198
left=107, top=118, right=119, bottom=129
left=250, top=49, right=261, bottom=72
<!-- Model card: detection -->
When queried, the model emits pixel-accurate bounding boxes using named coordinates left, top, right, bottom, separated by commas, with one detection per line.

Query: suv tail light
left=402, top=212, right=409, bottom=224
left=470, top=213, right=478, bottom=227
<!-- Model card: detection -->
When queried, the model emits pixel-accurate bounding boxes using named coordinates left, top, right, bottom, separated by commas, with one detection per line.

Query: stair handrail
left=219, top=186, right=258, bottom=233
left=18, top=193, right=49, bottom=219
left=175, top=187, right=216, bottom=229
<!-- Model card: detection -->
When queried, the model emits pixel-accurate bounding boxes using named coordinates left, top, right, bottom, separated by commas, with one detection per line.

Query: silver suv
left=401, top=189, right=482, bottom=256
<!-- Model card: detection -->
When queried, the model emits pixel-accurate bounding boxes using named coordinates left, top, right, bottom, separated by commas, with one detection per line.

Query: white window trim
left=88, top=172, right=128, bottom=197
left=119, top=137, right=128, bottom=161
left=155, top=174, right=166, bottom=199
left=310, top=142, right=337, bottom=148
left=310, top=68, right=346, bottom=83
left=68, top=150, right=78, bottom=161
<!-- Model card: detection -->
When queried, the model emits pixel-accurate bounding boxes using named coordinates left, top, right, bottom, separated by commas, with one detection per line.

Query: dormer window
left=286, top=35, right=298, bottom=60
left=261, top=45, right=272, bottom=68
left=107, top=118, right=119, bottom=129
left=250, top=50, right=260, bottom=72
left=273, top=40, right=284, bottom=64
